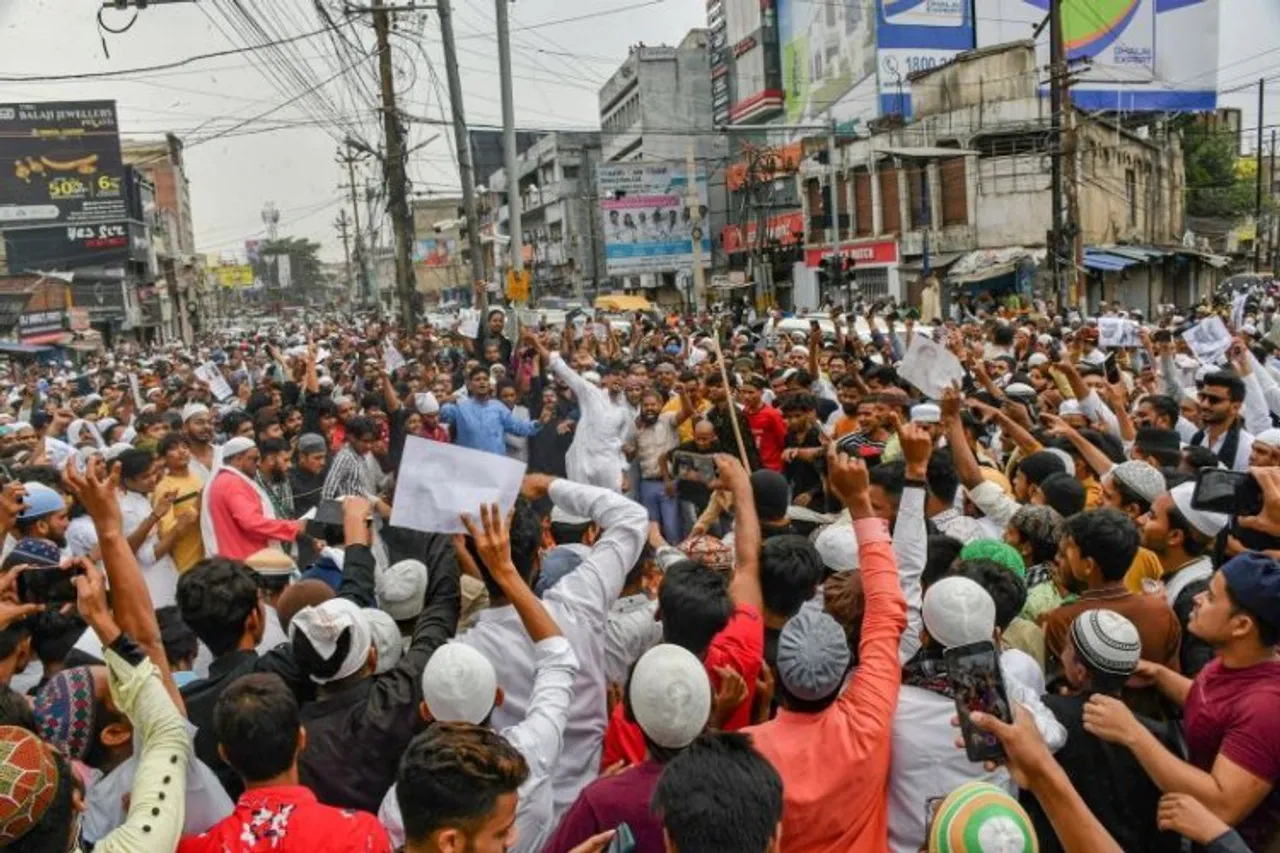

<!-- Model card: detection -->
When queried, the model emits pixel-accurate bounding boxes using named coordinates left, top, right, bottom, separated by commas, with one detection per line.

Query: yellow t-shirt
left=155, top=471, right=205, bottom=573
left=662, top=396, right=711, bottom=443
left=1123, top=546, right=1165, bottom=594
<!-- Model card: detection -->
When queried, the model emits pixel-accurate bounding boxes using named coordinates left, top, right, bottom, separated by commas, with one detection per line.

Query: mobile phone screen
left=1191, top=468, right=1262, bottom=517
left=17, top=566, right=79, bottom=606
left=944, top=640, right=1013, bottom=763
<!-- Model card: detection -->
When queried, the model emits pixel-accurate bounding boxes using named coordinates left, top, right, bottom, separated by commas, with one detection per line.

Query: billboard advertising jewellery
left=0, top=101, right=126, bottom=228
left=599, top=163, right=712, bottom=276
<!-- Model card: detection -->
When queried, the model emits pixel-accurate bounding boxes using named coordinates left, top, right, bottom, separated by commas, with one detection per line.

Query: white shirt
left=457, top=479, right=648, bottom=816
left=66, top=515, right=100, bottom=559
left=85, top=747, right=233, bottom=843
left=119, top=490, right=180, bottom=608
left=1193, top=423, right=1254, bottom=472
left=378, top=637, right=580, bottom=853
left=604, top=593, right=662, bottom=685
left=887, top=664, right=1067, bottom=853
left=187, top=444, right=223, bottom=485
left=551, top=354, right=633, bottom=490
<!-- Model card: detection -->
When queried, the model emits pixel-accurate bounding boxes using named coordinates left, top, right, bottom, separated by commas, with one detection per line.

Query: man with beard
left=1190, top=371, right=1253, bottom=471
left=779, top=393, right=826, bottom=510
left=1138, top=481, right=1224, bottom=677
left=202, top=438, right=308, bottom=561
left=440, top=366, right=539, bottom=456
left=182, top=403, right=222, bottom=484
left=2, top=481, right=70, bottom=570
left=290, top=433, right=329, bottom=521
left=741, top=376, right=787, bottom=473
left=829, top=375, right=863, bottom=439
left=705, top=372, right=761, bottom=471
left=836, top=394, right=892, bottom=464
left=635, top=388, right=691, bottom=543
left=256, top=437, right=295, bottom=521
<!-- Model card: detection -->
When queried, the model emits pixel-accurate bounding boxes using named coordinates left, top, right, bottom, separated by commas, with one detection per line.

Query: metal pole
left=372, top=0, right=414, bottom=325
left=827, top=117, right=841, bottom=307
left=1270, top=129, right=1277, bottom=272
left=687, top=140, right=705, bottom=310
left=1049, top=0, right=1065, bottom=306
left=437, top=0, right=488, bottom=296
left=496, top=0, right=523, bottom=282
left=1256, top=78, right=1266, bottom=273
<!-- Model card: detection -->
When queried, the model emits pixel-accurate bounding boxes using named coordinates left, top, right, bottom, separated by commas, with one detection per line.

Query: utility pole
left=334, top=210, right=353, bottom=301
left=1048, top=0, right=1067, bottom=309
left=496, top=0, right=524, bottom=293
left=1255, top=78, right=1266, bottom=273
left=437, top=0, right=488, bottom=300
left=826, top=117, right=841, bottom=307
left=1270, top=129, right=1277, bottom=272
left=687, top=140, right=706, bottom=309
left=369, top=0, right=416, bottom=328
left=338, top=145, right=373, bottom=310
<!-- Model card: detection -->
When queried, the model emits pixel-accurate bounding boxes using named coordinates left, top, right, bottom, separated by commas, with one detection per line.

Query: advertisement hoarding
left=876, top=0, right=977, bottom=116
left=215, top=265, right=255, bottom=288
left=975, top=0, right=1218, bottom=112
left=778, top=0, right=878, bottom=127
left=599, top=163, right=712, bottom=275
left=3, top=221, right=147, bottom=271
left=0, top=101, right=126, bottom=228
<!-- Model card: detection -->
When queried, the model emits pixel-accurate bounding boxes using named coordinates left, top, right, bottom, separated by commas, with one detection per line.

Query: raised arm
left=941, top=386, right=986, bottom=491
left=828, top=446, right=907, bottom=727
left=64, top=458, right=182, bottom=714
left=1042, top=412, right=1116, bottom=478
left=530, top=474, right=649, bottom=619
left=714, top=456, right=762, bottom=612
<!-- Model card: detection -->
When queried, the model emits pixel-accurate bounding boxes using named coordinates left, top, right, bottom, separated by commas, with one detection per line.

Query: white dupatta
left=199, top=463, right=284, bottom=558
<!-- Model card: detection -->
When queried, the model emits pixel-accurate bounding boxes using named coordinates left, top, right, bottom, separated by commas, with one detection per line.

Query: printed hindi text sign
left=194, top=363, right=234, bottom=402
left=391, top=436, right=527, bottom=534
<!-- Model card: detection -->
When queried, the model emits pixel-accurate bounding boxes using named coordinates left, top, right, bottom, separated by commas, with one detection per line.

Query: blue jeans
left=639, top=479, right=680, bottom=543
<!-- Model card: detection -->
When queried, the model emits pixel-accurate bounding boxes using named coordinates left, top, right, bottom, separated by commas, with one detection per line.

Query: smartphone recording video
left=945, top=640, right=1013, bottom=763
left=1191, top=468, right=1263, bottom=518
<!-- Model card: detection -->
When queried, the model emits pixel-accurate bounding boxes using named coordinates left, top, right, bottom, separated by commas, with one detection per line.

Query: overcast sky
left=0, top=0, right=1275, bottom=263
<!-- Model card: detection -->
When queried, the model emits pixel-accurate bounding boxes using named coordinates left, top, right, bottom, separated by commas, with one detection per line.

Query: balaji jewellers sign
left=0, top=101, right=126, bottom=227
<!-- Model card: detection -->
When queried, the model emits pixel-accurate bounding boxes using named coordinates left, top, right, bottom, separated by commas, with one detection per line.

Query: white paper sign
left=517, top=309, right=542, bottom=329
left=1182, top=316, right=1232, bottom=365
left=194, top=362, right=235, bottom=402
left=457, top=309, right=480, bottom=339
left=383, top=342, right=406, bottom=374
left=127, top=373, right=143, bottom=409
left=390, top=436, right=527, bottom=534
left=898, top=334, right=965, bottom=400
left=1097, top=317, right=1139, bottom=349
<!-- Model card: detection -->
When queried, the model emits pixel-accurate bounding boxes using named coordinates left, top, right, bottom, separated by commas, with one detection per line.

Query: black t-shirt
left=1021, top=692, right=1181, bottom=853
left=783, top=426, right=826, bottom=506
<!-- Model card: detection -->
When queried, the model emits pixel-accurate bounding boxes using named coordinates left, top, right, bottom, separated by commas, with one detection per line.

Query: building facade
left=121, top=134, right=200, bottom=342
left=598, top=31, right=727, bottom=303
left=411, top=196, right=469, bottom=304
left=795, top=42, right=1212, bottom=316
left=488, top=132, right=605, bottom=300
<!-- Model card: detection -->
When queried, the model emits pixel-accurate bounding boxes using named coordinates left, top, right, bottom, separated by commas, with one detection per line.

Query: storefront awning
left=0, top=342, right=53, bottom=354
left=1083, top=250, right=1141, bottom=272
left=900, top=252, right=965, bottom=272
left=594, top=294, right=652, bottom=312
left=951, top=262, right=1019, bottom=284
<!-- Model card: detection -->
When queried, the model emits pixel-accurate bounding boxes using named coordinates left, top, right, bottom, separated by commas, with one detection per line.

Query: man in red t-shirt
left=180, top=674, right=391, bottom=853
left=601, top=455, right=765, bottom=768
left=741, top=376, right=787, bottom=472
left=1081, top=552, right=1280, bottom=851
